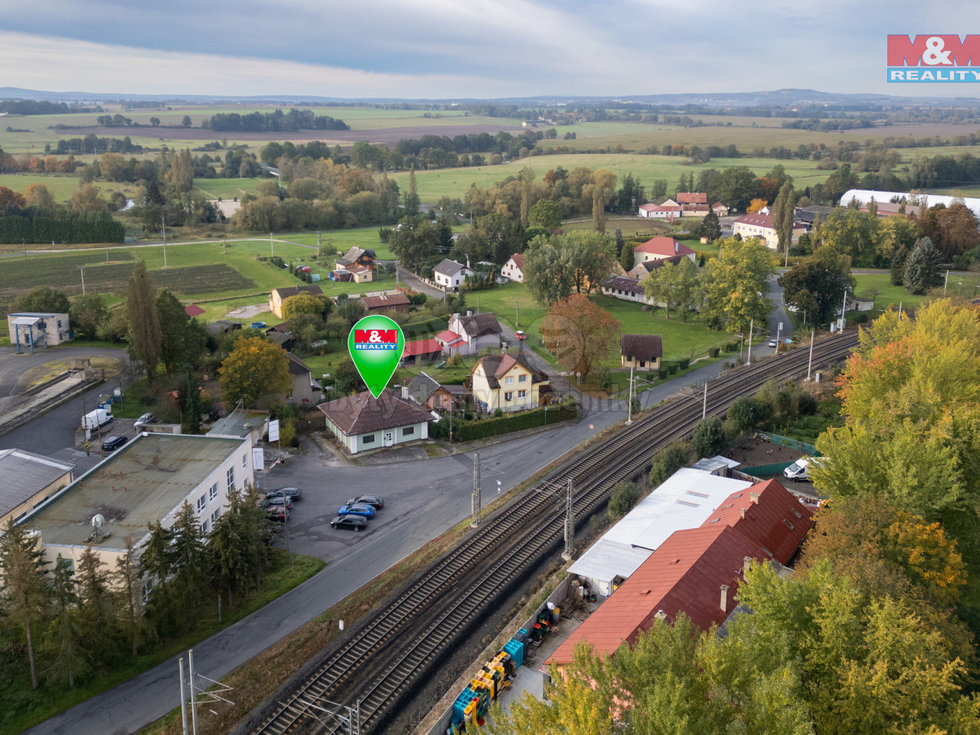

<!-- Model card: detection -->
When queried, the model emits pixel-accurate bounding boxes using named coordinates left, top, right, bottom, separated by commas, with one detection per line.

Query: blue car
left=337, top=503, right=376, bottom=519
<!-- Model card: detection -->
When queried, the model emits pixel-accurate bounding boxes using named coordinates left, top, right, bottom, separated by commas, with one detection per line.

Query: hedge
left=402, top=316, right=448, bottom=339
left=455, top=403, right=578, bottom=442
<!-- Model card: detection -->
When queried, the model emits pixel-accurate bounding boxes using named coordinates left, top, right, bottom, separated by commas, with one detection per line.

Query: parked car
left=102, top=435, right=127, bottom=452
left=330, top=515, right=367, bottom=531
left=346, top=495, right=384, bottom=510
left=784, top=457, right=821, bottom=482
left=768, top=338, right=778, bottom=348
left=263, top=495, right=292, bottom=510
left=266, top=487, right=303, bottom=502
left=266, top=506, right=289, bottom=522
left=515, top=330, right=526, bottom=341
left=135, top=412, right=156, bottom=426
left=337, top=503, right=376, bottom=519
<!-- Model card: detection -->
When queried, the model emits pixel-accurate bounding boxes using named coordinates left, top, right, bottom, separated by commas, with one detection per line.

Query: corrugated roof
left=363, top=292, right=410, bottom=310
left=700, top=479, right=813, bottom=565
left=0, top=449, right=74, bottom=519
left=550, top=525, right=766, bottom=665
left=20, top=434, right=248, bottom=550
left=403, top=338, right=442, bottom=357
left=568, top=468, right=750, bottom=587
left=434, top=259, right=468, bottom=277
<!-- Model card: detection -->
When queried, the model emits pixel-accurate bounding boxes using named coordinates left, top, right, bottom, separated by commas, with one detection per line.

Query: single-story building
left=602, top=276, right=652, bottom=306
left=620, top=334, right=663, bottom=371
left=207, top=409, right=270, bottom=446
left=633, top=237, right=696, bottom=266
left=402, top=338, right=443, bottom=365
left=0, top=449, right=75, bottom=528
left=285, top=351, right=321, bottom=405
left=363, top=292, right=411, bottom=314
left=319, top=390, right=432, bottom=454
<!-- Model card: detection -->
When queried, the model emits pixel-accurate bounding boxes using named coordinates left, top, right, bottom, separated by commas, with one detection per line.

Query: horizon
left=3, top=2, right=980, bottom=100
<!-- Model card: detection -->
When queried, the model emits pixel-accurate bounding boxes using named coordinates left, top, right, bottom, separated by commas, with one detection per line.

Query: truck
left=784, top=457, right=813, bottom=481
left=81, top=407, right=113, bottom=431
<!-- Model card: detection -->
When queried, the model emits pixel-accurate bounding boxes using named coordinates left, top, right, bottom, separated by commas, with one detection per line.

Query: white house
left=435, top=312, right=503, bottom=355
left=501, top=253, right=526, bottom=283
left=318, top=390, right=432, bottom=454
left=633, top=237, right=696, bottom=266
left=732, top=212, right=807, bottom=250
left=433, top=259, right=473, bottom=290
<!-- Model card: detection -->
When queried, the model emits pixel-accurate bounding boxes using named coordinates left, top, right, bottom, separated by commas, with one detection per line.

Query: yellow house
left=470, top=353, right=550, bottom=413
left=268, top=285, right=325, bottom=319
left=620, top=334, right=663, bottom=371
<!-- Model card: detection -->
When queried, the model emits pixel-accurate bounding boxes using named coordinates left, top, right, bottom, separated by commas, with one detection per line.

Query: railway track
left=249, top=330, right=859, bottom=735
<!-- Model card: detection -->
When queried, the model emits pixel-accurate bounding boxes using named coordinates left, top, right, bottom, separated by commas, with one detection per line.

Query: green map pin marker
left=348, top=314, right=405, bottom=399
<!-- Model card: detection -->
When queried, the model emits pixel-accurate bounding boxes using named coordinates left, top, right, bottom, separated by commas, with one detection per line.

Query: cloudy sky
left=2, top=0, right=980, bottom=99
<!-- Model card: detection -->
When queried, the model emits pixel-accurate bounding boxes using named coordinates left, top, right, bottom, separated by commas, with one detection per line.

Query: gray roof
left=207, top=410, right=269, bottom=439
left=408, top=372, right=440, bottom=405
left=319, top=390, right=432, bottom=436
left=0, top=449, right=74, bottom=520
left=434, top=259, right=467, bottom=277
left=458, top=312, right=502, bottom=338
left=20, top=434, right=248, bottom=550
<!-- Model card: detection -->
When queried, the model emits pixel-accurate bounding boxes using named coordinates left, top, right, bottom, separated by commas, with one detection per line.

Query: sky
left=2, top=0, right=980, bottom=99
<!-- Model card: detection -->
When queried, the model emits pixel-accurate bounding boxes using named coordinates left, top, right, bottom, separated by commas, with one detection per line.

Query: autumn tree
left=813, top=300, right=980, bottom=519
left=219, top=334, right=291, bottom=407
left=70, top=183, right=108, bottom=213
left=543, top=294, right=620, bottom=380
left=165, top=149, right=194, bottom=194
left=747, top=197, right=768, bottom=213
left=698, top=236, right=775, bottom=333
left=919, top=202, right=980, bottom=260
left=23, top=182, right=55, bottom=211
left=282, top=292, right=331, bottom=319
left=126, top=261, right=161, bottom=381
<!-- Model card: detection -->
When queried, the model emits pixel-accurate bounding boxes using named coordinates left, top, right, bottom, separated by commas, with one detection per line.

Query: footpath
left=23, top=347, right=775, bottom=735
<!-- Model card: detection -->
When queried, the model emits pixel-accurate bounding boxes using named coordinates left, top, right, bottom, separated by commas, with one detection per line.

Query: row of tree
left=202, top=108, right=349, bottom=132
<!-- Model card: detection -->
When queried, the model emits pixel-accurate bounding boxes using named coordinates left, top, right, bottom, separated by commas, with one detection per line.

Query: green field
left=852, top=270, right=980, bottom=312
left=191, top=177, right=266, bottom=200
left=0, top=173, right=145, bottom=204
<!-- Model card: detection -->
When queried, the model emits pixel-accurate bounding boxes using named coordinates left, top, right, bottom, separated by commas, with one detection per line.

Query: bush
left=608, top=482, right=639, bottom=519
left=678, top=357, right=690, bottom=370
left=691, top=416, right=725, bottom=457
left=658, top=366, right=669, bottom=379
left=726, top=396, right=760, bottom=434
left=667, top=362, right=679, bottom=375
left=650, top=441, right=691, bottom=486
left=725, top=341, right=739, bottom=352
left=709, top=346, right=720, bottom=358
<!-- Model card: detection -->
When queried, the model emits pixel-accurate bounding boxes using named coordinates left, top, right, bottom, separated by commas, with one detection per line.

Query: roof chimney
left=750, top=491, right=760, bottom=504
left=740, top=507, right=746, bottom=519
left=720, top=584, right=729, bottom=613
left=743, top=556, right=754, bottom=573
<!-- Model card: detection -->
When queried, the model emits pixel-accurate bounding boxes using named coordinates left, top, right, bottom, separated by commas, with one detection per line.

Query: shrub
left=691, top=416, right=725, bottom=457
left=678, top=357, right=690, bottom=370
left=650, top=441, right=691, bottom=486
left=727, top=396, right=760, bottom=434
left=667, top=362, right=679, bottom=374
left=608, top=482, right=639, bottom=519
left=709, top=346, right=720, bottom=358
left=658, top=366, right=669, bottom=379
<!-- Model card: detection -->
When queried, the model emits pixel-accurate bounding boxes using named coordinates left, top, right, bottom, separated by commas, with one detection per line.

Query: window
left=362, top=434, right=376, bottom=444
left=209, top=482, right=218, bottom=502
left=505, top=376, right=514, bottom=385
left=518, top=374, right=527, bottom=383
left=504, top=391, right=513, bottom=401
left=403, top=426, right=415, bottom=436
left=201, top=520, right=209, bottom=534
left=196, top=495, right=206, bottom=513
left=226, top=466, right=235, bottom=493
left=242, top=453, right=247, bottom=469
left=518, top=390, right=526, bottom=398
left=211, top=509, right=220, bottom=523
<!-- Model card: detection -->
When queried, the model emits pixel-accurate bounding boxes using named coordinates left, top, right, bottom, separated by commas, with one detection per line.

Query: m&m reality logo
left=347, top=315, right=405, bottom=398
left=888, top=35, right=980, bottom=82
left=353, top=328, right=399, bottom=350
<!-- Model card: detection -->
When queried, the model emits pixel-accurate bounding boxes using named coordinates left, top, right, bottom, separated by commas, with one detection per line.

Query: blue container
left=452, top=688, right=479, bottom=727
left=503, top=639, right=524, bottom=669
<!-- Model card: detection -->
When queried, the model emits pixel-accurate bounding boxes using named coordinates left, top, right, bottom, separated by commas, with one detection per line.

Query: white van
left=783, top=457, right=811, bottom=481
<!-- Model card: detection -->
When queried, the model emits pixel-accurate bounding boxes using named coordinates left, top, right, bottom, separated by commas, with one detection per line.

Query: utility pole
left=188, top=649, right=198, bottom=735
left=179, top=656, right=188, bottom=735
left=471, top=451, right=481, bottom=527
left=162, top=214, right=168, bottom=269
left=746, top=318, right=754, bottom=365
left=702, top=382, right=707, bottom=419
left=625, top=365, right=634, bottom=425
left=78, top=264, right=86, bottom=295
left=944, top=269, right=950, bottom=294
left=270, top=231, right=274, bottom=258
left=515, top=299, right=520, bottom=329
left=806, top=329, right=815, bottom=381
left=562, top=478, right=574, bottom=561
left=839, top=288, right=848, bottom=332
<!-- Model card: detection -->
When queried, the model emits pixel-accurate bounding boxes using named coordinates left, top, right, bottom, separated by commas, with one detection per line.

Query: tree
left=778, top=247, right=855, bottom=326
left=889, top=245, right=909, bottom=286
left=771, top=181, right=796, bottom=263
left=543, top=294, right=620, bottom=380
left=619, top=243, right=634, bottom=273
left=747, top=197, right=768, bottom=213
left=23, top=182, right=55, bottom=211
left=75, top=547, right=120, bottom=675
left=591, top=169, right=616, bottom=233
left=165, top=149, right=194, bottom=194
left=69, top=293, right=109, bottom=340
left=336, top=298, right=366, bottom=327
left=114, top=537, right=153, bottom=657
left=902, top=236, right=943, bottom=294
left=700, top=209, right=721, bottom=241
left=523, top=237, right=573, bottom=305
left=528, top=199, right=561, bottom=230
left=564, top=231, right=616, bottom=294
left=207, top=487, right=269, bottom=607
left=404, top=166, right=420, bottom=214
left=0, top=520, right=50, bottom=688
left=43, top=555, right=86, bottom=688
left=178, top=370, right=203, bottom=434
left=813, top=300, right=980, bottom=519
left=920, top=202, right=980, bottom=260
left=15, top=286, right=70, bottom=314
left=181, top=115, right=192, bottom=127
left=126, top=261, right=161, bottom=381
left=643, top=257, right=699, bottom=320
left=70, top=183, right=108, bottom=213
left=519, top=167, right=534, bottom=228
left=219, top=334, right=291, bottom=406
left=608, top=482, right=639, bottom=519
left=691, top=416, right=725, bottom=457
left=149, top=117, right=160, bottom=127
left=157, top=289, right=205, bottom=375
left=820, top=207, right=883, bottom=267
left=699, top=237, right=775, bottom=333
left=282, top=292, right=331, bottom=319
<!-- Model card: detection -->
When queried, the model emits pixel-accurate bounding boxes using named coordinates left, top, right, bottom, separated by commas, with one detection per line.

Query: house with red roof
left=637, top=199, right=682, bottom=220
left=501, top=253, right=526, bottom=283
left=402, top=338, right=442, bottom=365
left=435, top=312, right=503, bottom=355
left=676, top=192, right=708, bottom=206
left=632, top=237, right=696, bottom=267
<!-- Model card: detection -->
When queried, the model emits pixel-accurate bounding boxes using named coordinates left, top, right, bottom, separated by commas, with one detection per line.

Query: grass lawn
left=851, top=270, right=980, bottom=314
left=280, top=227, right=397, bottom=261
left=191, top=177, right=265, bottom=200
left=1, top=549, right=324, bottom=735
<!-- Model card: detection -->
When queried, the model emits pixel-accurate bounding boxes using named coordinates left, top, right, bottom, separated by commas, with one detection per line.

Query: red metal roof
left=676, top=192, right=708, bottom=205
left=548, top=525, right=767, bottom=666
left=700, top=479, right=813, bottom=565
left=634, top=236, right=694, bottom=257
left=403, top=338, right=442, bottom=357
left=734, top=212, right=773, bottom=228
left=184, top=304, right=205, bottom=317
left=435, top=329, right=464, bottom=347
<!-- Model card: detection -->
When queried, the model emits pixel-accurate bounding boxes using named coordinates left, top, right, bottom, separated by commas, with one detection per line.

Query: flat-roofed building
left=0, top=449, right=75, bottom=528
left=16, top=434, right=253, bottom=573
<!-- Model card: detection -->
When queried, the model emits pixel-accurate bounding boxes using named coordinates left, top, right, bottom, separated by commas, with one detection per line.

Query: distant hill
left=0, top=86, right=978, bottom=109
